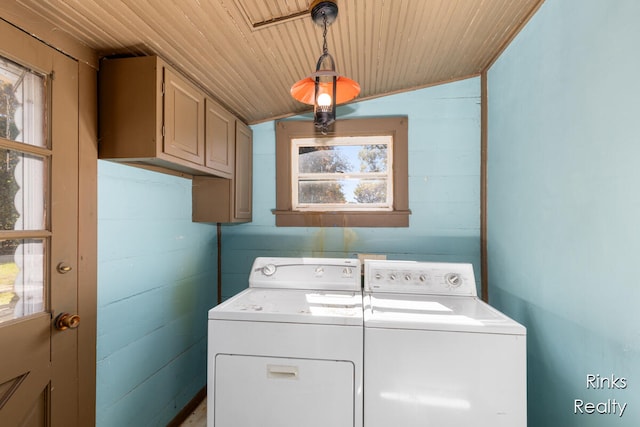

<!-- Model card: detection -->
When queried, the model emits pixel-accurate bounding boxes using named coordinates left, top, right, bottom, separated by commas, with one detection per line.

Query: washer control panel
left=249, top=257, right=361, bottom=291
left=364, top=260, right=477, bottom=296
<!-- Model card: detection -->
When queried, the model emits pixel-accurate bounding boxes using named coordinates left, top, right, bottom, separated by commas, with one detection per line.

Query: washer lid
left=364, top=294, right=525, bottom=335
left=209, top=288, right=363, bottom=326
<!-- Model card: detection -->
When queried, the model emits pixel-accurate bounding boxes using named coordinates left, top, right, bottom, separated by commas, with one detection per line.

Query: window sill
left=272, top=209, right=411, bottom=227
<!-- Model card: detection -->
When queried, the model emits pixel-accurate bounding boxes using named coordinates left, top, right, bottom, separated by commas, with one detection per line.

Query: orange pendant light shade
left=290, top=75, right=361, bottom=106
left=291, top=0, right=359, bottom=133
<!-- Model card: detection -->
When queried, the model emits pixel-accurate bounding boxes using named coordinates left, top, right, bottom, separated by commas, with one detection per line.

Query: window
left=274, top=117, right=410, bottom=227
left=292, top=135, right=393, bottom=211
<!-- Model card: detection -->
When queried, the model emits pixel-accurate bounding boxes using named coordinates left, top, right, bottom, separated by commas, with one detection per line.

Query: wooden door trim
left=77, top=61, right=98, bottom=426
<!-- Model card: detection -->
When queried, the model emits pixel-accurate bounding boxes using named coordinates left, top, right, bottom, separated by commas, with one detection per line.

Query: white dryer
left=207, top=257, right=363, bottom=427
left=363, top=260, right=526, bottom=427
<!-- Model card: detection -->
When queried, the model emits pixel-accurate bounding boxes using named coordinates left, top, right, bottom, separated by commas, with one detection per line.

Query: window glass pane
left=0, top=57, right=46, bottom=147
left=0, top=238, right=45, bottom=324
left=298, top=180, right=347, bottom=204
left=0, top=148, right=46, bottom=231
left=351, top=179, right=388, bottom=204
left=298, top=178, right=388, bottom=206
left=298, top=143, right=388, bottom=174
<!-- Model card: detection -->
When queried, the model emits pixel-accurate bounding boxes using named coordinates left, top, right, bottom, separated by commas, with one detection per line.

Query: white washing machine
left=207, top=257, right=363, bottom=427
left=363, top=260, right=526, bottom=427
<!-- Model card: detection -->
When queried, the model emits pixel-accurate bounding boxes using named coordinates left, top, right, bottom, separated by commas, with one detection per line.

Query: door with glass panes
left=0, top=22, right=81, bottom=425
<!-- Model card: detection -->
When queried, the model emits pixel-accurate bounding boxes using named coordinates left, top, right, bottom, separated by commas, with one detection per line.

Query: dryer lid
left=364, top=294, right=525, bottom=335
left=209, top=288, right=363, bottom=326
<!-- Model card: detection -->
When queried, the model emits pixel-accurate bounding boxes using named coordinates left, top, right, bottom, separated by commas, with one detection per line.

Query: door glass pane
left=0, top=148, right=46, bottom=231
left=0, top=239, right=45, bottom=323
left=0, top=57, right=46, bottom=147
left=0, top=54, right=48, bottom=325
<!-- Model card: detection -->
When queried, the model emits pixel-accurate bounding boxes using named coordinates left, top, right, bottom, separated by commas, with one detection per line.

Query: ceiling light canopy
left=290, top=0, right=360, bottom=134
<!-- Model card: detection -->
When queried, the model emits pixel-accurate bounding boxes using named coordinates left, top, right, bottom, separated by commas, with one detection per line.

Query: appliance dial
left=262, top=264, right=276, bottom=276
left=445, top=273, right=462, bottom=288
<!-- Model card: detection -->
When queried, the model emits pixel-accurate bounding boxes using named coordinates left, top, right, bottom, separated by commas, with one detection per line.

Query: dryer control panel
left=364, top=260, right=477, bottom=296
left=249, top=257, right=361, bottom=291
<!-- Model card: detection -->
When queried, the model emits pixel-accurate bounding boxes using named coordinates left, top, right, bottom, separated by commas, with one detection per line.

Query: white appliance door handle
left=267, top=364, right=299, bottom=379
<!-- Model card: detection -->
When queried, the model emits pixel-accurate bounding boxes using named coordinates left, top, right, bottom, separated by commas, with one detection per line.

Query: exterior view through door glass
left=0, top=56, right=47, bottom=325
left=0, top=23, right=81, bottom=426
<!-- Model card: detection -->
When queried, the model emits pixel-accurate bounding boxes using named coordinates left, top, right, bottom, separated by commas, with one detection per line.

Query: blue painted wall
left=221, top=77, right=481, bottom=299
left=487, top=0, right=640, bottom=425
left=97, top=161, right=217, bottom=426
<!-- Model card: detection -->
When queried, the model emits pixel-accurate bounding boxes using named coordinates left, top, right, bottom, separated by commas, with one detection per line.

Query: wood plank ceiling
left=1, top=0, right=543, bottom=124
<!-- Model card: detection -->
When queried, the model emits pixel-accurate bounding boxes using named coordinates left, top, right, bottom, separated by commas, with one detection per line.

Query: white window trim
left=291, top=135, right=394, bottom=212
left=274, top=117, right=410, bottom=228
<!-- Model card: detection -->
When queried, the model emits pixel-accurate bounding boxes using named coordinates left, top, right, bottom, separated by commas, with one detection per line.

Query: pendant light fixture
left=290, top=0, right=360, bottom=134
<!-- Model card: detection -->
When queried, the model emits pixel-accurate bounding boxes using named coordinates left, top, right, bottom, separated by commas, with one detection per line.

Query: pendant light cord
left=322, top=15, right=328, bottom=55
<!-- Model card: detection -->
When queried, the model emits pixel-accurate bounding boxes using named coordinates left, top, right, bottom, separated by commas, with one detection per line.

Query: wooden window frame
left=274, top=117, right=410, bottom=227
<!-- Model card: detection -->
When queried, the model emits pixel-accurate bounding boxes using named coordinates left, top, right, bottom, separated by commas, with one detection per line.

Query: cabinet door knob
left=55, top=313, right=81, bottom=330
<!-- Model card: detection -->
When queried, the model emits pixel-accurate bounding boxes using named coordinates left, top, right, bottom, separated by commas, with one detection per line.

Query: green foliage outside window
left=0, top=80, right=20, bottom=256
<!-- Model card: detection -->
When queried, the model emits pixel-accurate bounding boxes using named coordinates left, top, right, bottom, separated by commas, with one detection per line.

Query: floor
left=179, top=397, right=207, bottom=426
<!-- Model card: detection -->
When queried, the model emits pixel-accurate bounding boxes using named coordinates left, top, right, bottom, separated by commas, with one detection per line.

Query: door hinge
left=162, top=125, right=165, bottom=138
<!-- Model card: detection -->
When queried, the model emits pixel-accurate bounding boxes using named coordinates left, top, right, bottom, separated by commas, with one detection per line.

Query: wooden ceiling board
left=163, top=1, right=266, bottom=111
left=1, top=0, right=544, bottom=124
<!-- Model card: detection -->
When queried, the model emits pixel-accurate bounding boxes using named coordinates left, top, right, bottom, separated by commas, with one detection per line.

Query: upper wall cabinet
left=162, top=66, right=205, bottom=166
left=205, top=98, right=235, bottom=178
left=99, top=56, right=238, bottom=179
left=192, top=120, right=253, bottom=223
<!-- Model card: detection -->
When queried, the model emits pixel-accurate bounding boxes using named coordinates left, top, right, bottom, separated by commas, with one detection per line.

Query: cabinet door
left=214, top=355, right=354, bottom=427
left=163, top=67, right=205, bottom=164
left=234, top=121, right=252, bottom=221
left=204, top=98, right=234, bottom=178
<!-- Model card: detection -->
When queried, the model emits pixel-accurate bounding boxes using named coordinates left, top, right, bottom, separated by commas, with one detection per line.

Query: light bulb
left=317, top=92, right=332, bottom=107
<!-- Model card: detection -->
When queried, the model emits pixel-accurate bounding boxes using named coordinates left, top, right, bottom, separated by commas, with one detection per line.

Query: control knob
left=262, top=264, right=277, bottom=276
left=445, top=273, right=462, bottom=288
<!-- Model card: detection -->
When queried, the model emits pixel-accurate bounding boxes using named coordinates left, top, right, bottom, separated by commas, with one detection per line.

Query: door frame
left=77, top=53, right=98, bottom=427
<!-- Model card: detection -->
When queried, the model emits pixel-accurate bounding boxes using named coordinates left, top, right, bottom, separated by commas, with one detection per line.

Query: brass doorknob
left=57, top=262, right=73, bottom=274
left=55, top=313, right=81, bottom=330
